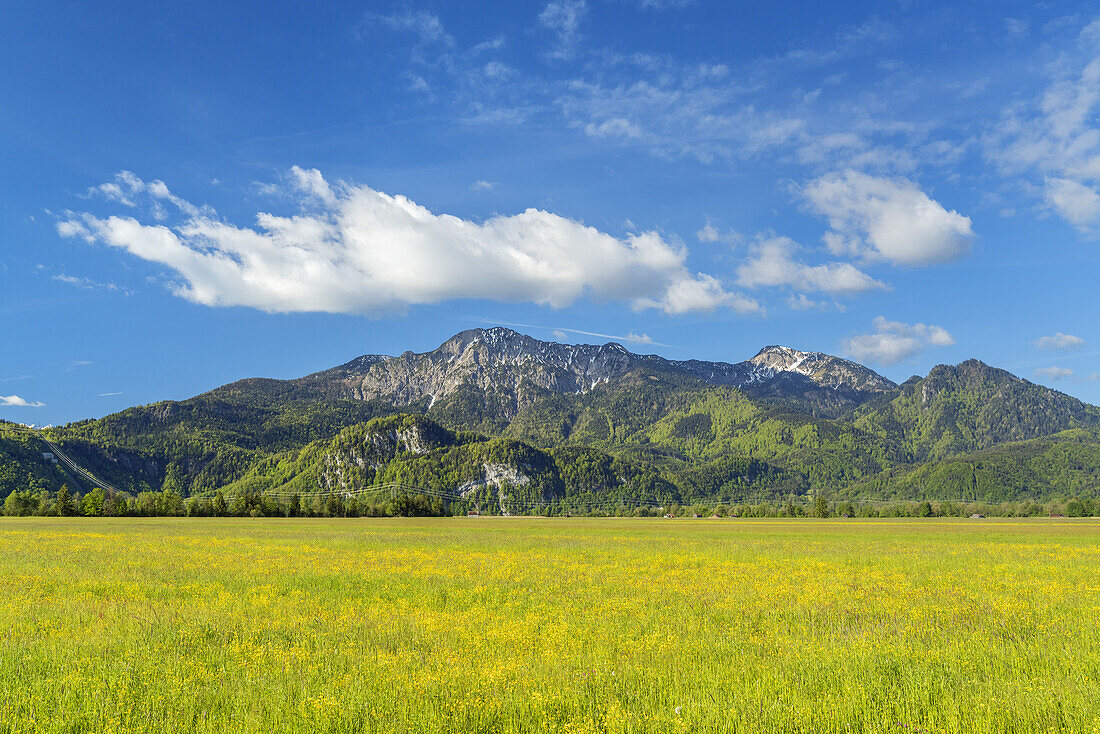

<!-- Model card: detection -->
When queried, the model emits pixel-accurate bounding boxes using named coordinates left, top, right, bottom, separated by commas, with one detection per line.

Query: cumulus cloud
left=736, top=236, right=887, bottom=294
left=1035, top=366, right=1075, bottom=381
left=85, top=170, right=203, bottom=218
left=635, top=273, right=760, bottom=315
left=803, top=171, right=974, bottom=264
left=0, top=395, right=45, bottom=408
left=1033, top=332, right=1086, bottom=350
left=58, top=169, right=758, bottom=317
left=989, top=19, right=1100, bottom=231
left=841, top=316, right=955, bottom=366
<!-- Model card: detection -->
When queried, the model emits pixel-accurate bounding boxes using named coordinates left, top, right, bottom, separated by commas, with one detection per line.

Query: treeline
left=1, top=485, right=450, bottom=518
left=5, top=484, right=1099, bottom=519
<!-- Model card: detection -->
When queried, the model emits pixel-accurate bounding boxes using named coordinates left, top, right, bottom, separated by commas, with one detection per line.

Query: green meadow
left=1, top=518, right=1098, bottom=733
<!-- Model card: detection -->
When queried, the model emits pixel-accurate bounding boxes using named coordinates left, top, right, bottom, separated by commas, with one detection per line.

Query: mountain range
left=3, top=327, right=1099, bottom=508
left=217, top=327, right=896, bottom=419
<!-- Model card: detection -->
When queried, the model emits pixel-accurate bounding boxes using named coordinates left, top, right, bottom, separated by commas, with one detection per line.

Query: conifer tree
left=56, top=484, right=75, bottom=516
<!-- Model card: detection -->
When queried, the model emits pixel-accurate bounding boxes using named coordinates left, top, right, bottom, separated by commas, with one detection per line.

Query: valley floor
left=1, top=518, right=1098, bottom=733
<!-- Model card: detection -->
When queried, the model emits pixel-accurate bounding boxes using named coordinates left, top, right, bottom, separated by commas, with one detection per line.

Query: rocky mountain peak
left=748, top=345, right=897, bottom=392
left=750, top=345, right=817, bottom=374
left=285, top=328, right=901, bottom=419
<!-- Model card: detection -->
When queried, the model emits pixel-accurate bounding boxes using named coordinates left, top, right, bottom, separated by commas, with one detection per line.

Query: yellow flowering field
left=1, top=518, right=1099, bottom=733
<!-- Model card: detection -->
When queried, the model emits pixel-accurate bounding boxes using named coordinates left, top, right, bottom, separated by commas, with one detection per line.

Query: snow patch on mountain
left=303, top=327, right=897, bottom=416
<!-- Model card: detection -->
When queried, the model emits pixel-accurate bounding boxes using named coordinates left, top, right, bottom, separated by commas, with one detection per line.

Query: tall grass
left=1, top=517, right=1098, bottom=732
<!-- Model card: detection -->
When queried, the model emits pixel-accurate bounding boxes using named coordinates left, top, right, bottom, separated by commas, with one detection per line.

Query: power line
left=12, top=427, right=122, bottom=495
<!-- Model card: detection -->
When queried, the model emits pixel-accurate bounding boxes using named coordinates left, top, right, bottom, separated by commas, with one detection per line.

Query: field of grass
left=1, top=518, right=1099, bottom=733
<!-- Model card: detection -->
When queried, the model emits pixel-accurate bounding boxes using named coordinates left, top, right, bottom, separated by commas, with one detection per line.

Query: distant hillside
left=848, top=429, right=1100, bottom=503
left=6, top=328, right=1095, bottom=506
left=222, top=413, right=680, bottom=513
left=854, top=360, right=1100, bottom=460
left=47, top=396, right=399, bottom=495
left=213, top=327, right=897, bottom=421
left=0, top=421, right=71, bottom=498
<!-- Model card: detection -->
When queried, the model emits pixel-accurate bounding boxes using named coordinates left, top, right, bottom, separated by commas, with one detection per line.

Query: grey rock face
left=294, top=327, right=896, bottom=416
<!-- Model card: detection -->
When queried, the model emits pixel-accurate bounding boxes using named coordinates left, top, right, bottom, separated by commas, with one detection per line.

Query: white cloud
left=989, top=19, right=1100, bottom=231
left=288, top=166, right=336, bottom=206
left=85, top=170, right=202, bottom=217
left=52, top=274, right=132, bottom=295
left=539, top=0, right=587, bottom=60
left=696, top=222, right=742, bottom=245
left=485, top=319, right=665, bottom=346
left=1033, top=332, right=1086, bottom=350
left=561, top=73, right=805, bottom=163
left=841, top=315, right=954, bottom=366
left=736, top=236, right=887, bottom=294
left=787, top=293, right=826, bottom=310
left=632, top=0, right=694, bottom=7
left=98, top=392, right=122, bottom=397
left=471, top=37, right=506, bottom=55
left=542, top=21, right=946, bottom=169
left=803, top=170, right=974, bottom=264
left=1045, top=178, right=1100, bottom=228
left=1035, top=366, right=1075, bottom=381
left=1004, top=18, right=1029, bottom=40
left=554, top=327, right=654, bottom=345
left=59, top=169, right=758, bottom=317
left=471, top=180, right=496, bottom=191
left=635, top=272, right=760, bottom=314
left=370, top=9, right=453, bottom=47
left=0, top=395, right=45, bottom=408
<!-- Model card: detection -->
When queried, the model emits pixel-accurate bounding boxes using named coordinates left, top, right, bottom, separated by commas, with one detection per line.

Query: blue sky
left=3, top=0, right=1100, bottom=425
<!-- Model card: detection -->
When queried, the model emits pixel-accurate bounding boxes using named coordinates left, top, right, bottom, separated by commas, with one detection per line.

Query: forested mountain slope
left=848, top=429, right=1100, bottom=502
left=223, top=413, right=680, bottom=512
left=0, top=421, right=71, bottom=497
left=854, top=360, right=1100, bottom=460
left=47, top=396, right=399, bottom=495
left=4, top=329, right=1096, bottom=504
